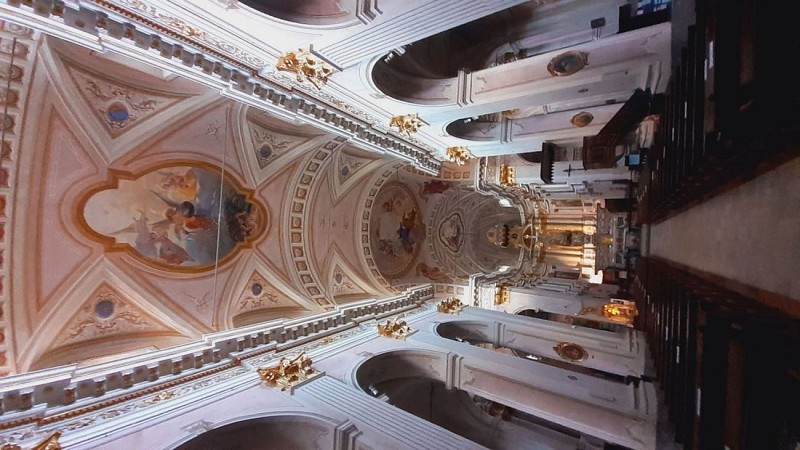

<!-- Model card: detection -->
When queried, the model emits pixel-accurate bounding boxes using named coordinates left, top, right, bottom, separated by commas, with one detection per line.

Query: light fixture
left=276, top=49, right=334, bottom=90
left=445, top=146, right=472, bottom=166
left=389, top=114, right=424, bottom=136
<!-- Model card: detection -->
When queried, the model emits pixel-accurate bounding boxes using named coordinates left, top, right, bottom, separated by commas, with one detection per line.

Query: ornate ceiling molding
left=217, top=252, right=322, bottom=329
left=357, top=162, right=406, bottom=293
left=285, top=139, right=344, bottom=309
left=0, top=285, right=434, bottom=445
left=0, top=20, right=42, bottom=376
left=0, top=0, right=442, bottom=174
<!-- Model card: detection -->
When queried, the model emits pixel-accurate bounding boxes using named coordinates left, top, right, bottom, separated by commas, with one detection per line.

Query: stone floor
left=649, top=155, right=800, bottom=301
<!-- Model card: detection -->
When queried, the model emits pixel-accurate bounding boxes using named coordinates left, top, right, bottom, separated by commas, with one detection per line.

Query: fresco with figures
left=369, top=182, right=425, bottom=278
left=81, top=164, right=266, bottom=271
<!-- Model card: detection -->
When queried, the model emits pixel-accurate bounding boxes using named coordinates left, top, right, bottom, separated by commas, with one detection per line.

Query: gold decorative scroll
left=499, top=164, right=516, bottom=187
left=446, top=146, right=472, bottom=166
left=377, top=317, right=415, bottom=339
left=389, top=114, right=423, bottom=136
left=437, top=297, right=465, bottom=314
left=257, top=352, right=321, bottom=392
left=1, top=432, right=63, bottom=450
left=31, top=433, right=61, bottom=450
left=602, top=302, right=638, bottom=326
left=553, top=342, right=588, bottom=362
left=276, top=49, right=333, bottom=90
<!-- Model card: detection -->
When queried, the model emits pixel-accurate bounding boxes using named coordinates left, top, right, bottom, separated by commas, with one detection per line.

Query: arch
left=352, top=349, right=581, bottom=449
left=353, top=348, right=449, bottom=391
left=434, top=320, right=495, bottom=345
left=238, top=0, right=359, bottom=27
left=171, top=412, right=341, bottom=450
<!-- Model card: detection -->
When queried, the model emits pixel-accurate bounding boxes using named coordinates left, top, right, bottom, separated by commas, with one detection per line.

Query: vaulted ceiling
left=2, top=33, right=412, bottom=373
left=0, top=0, right=674, bottom=376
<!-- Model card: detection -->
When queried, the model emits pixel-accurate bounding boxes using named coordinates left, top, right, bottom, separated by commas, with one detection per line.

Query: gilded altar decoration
left=602, top=302, right=639, bottom=326
left=257, top=352, right=321, bottom=392
left=389, top=114, right=424, bottom=136
left=494, top=285, right=510, bottom=305
left=570, top=111, right=594, bottom=127
left=276, top=49, right=334, bottom=90
left=437, top=297, right=465, bottom=314
left=377, top=317, right=415, bottom=339
left=553, top=342, right=589, bottom=362
left=499, top=164, right=516, bottom=187
left=446, top=146, right=472, bottom=166
left=547, top=51, right=589, bottom=76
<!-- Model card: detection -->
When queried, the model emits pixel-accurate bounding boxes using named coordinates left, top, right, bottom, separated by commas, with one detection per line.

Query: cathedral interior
left=0, top=0, right=797, bottom=449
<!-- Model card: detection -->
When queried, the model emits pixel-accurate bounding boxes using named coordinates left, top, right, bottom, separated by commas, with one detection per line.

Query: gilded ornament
left=31, top=432, right=61, bottom=450
left=276, top=49, right=334, bottom=90
left=494, top=285, right=510, bottom=305
left=445, top=146, right=472, bottom=166
left=602, top=302, right=638, bottom=326
left=499, top=164, right=516, bottom=187
left=570, top=111, right=594, bottom=127
left=257, top=352, right=321, bottom=392
left=389, top=114, right=424, bottom=136
left=143, top=390, right=180, bottom=405
left=547, top=51, right=589, bottom=76
left=437, top=297, right=465, bottom=314
left=553, top=342, right=588, bottom=362
left=377, top=317, right=415, bottom=339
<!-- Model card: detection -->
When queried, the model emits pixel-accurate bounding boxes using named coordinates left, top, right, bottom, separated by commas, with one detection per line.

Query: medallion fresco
left=438, top=212, right=464, bottom=253
left=369, top=182, right=425, bottom=278
left=81, top=164, right=266, bottom=271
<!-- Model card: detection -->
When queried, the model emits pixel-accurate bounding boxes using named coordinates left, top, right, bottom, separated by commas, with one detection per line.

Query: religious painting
left=369, top=182, right=425, bottom=277
left=438, top=212, right=464, bottom=253
left=418, top=180, right=452, bottom=200
left=80, top=163, right=267, bottom=271
left=337, top=153, right=366, bottom=183
left=415, top=262, right=453, bottom=284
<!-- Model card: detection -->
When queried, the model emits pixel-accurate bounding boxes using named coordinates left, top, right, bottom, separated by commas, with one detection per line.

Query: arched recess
left=352, top=349, right=581, bottom=449
left=170, top=412, right=344, bottom=450
left=434, top=320, right=494, bottom=345
left=238, top=0, right=359, bottom=27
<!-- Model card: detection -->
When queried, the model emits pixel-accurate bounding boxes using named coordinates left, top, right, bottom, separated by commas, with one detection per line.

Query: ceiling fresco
left=369, top=182, right=425, bottom=278
left=0, top=14, right=541, bottom=376
left=0, top=34, right=398, bottom=375
left=80, top=163, right=267, bottom=271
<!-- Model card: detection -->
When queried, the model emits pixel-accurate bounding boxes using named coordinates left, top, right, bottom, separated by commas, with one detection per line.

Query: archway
left=173, top=414, right=336, bottom=449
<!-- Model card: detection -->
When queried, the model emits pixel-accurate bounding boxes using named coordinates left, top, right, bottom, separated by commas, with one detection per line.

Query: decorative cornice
left=358, top=163, right=406, bottom=293
left=0, top=20, right=41, bottom=377
left=0, top=285, right=434, bottom=445
left=287, top=139, right=343, bottom=308
left=0, top=0, right=441, bottom=174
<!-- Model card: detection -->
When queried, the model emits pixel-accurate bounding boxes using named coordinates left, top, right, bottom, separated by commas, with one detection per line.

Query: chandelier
left=389, top=114, right=423, bottom=136
left=276, top=49, right=333, bottom=90
left=446, top=146, right=472, bottom=166
left=499, top=164, right=516, bottom=187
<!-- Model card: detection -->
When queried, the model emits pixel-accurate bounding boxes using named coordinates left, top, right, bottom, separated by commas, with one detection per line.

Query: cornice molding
left=0, top=285, right=434, bottom=447
left=0, top=1, right=441, bottom=174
